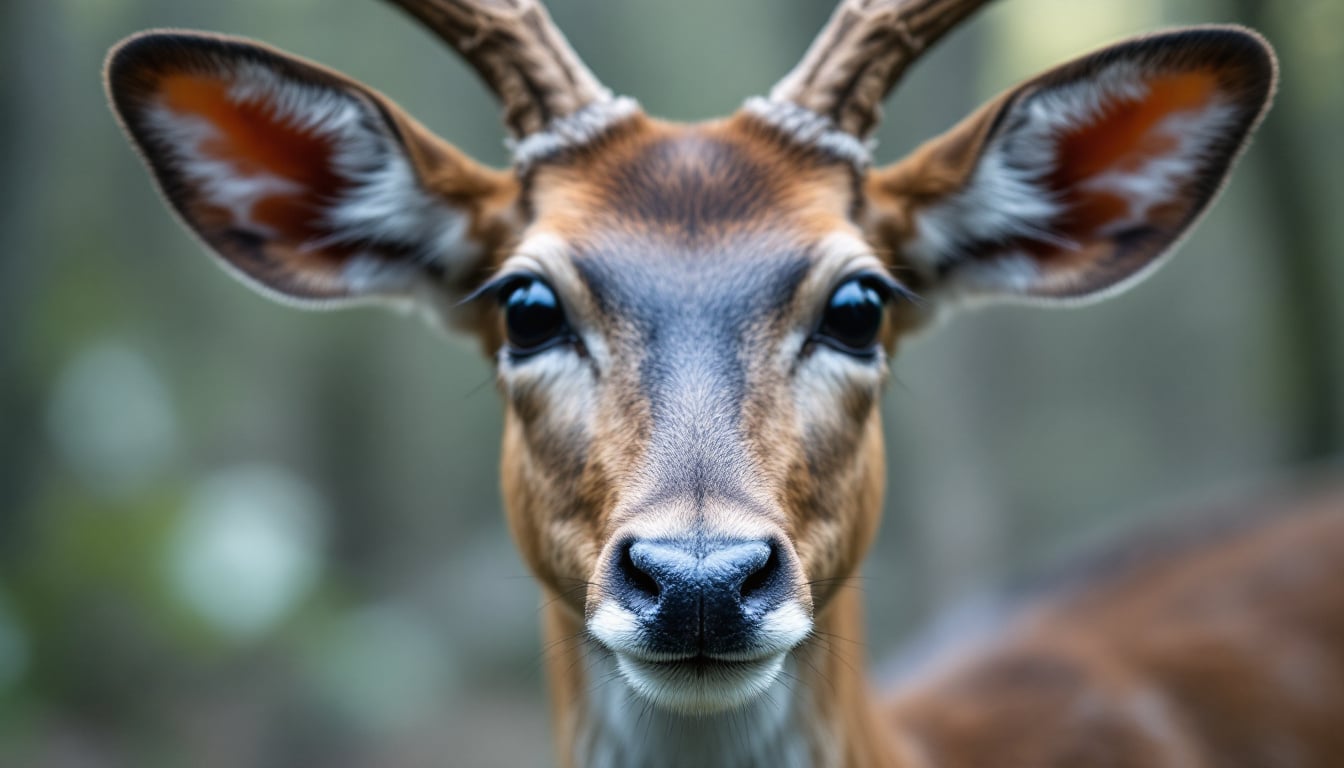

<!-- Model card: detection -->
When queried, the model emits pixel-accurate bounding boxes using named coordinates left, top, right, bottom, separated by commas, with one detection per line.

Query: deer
left=103, top=0, right=1344, bottom=766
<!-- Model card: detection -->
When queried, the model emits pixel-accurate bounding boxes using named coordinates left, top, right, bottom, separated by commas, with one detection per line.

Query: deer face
left=106, top=3, right=1274, bottom=717
left=498, top=123, right=892, bottom=710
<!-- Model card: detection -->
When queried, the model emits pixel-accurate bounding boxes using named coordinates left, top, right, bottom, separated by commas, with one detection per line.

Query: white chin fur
left=614, top=653, right=788, bottom=715
left=588, top=599, right=812, bottom=714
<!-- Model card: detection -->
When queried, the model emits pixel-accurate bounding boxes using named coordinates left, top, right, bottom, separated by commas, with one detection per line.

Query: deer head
left=105, top=0, right=1275, bottom=761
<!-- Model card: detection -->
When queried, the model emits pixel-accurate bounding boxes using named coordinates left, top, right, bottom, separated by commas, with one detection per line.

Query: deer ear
left=105, top=32, right=516, bottom=317
left=865, top=26, right=1276, bottom=306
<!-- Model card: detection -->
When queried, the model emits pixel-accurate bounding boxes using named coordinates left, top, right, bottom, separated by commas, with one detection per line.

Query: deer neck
left=543, top=587, right=903, bottom=768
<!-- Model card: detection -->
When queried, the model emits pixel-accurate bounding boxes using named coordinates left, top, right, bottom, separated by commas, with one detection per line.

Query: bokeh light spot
left=167, top=465, right=326, bottom=642
left=46, top=340, right=177, bottom=497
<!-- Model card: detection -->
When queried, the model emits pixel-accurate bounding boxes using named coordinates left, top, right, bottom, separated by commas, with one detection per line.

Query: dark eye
left=501, top=277, right=569, bottom=354
left=815, top=277, right=888, bottom=355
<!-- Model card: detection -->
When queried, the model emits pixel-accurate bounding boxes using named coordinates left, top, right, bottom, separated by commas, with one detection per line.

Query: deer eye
left=501, top=277, right=569, bottom=354
left=815, top=277, right=888, bottom=356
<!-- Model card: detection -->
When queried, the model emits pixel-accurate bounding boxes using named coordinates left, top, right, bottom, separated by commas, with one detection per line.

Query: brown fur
left=889, top=489, right=1344, bottom=768
left=103, top=9, right=1332, bottom=768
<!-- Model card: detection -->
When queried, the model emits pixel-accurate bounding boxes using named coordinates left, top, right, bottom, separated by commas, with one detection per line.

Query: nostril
left=618, top=541, right=661, bottom=604
left=739, top=541, right=782, bottom=604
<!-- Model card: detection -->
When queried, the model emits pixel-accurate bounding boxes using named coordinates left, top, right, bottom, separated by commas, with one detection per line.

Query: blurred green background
left=2, top=0, right=1342, bottom=765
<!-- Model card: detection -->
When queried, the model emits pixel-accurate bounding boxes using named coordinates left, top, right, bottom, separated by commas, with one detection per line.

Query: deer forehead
left=497, top=119, right=883, bottom=345
left=524, top=118, right=863, bottom=237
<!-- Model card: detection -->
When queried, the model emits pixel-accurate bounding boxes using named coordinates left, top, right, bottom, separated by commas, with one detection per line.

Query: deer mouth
left=611, top=651, right=789, bottom=714
left=585, top=537, right=813, bottom=712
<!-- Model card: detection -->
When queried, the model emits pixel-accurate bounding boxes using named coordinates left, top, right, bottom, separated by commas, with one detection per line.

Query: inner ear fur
left=865, top=26, right=1277, bottom=304
left=105, top=31, right=517, bottom=316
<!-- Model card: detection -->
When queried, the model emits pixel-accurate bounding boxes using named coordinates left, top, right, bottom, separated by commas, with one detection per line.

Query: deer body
left=889, top=492, right=1344, bottom=768
left=103, top=1, right=1343, bottom=766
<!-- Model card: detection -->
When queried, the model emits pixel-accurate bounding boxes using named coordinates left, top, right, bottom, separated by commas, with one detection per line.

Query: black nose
left=612, top=537, right=790, bottom=655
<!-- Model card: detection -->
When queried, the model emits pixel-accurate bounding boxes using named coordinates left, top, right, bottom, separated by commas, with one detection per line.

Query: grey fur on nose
left=614, top=538, right=787, bottom=655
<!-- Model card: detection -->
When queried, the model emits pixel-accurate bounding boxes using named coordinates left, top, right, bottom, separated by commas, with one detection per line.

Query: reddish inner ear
left=1047, top=71, right=1219, bottom=245
left=159, top=73, right=347, bottom=246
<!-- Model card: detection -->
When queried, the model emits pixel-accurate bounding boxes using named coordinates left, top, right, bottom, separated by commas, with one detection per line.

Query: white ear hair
left=145, top=58, right=479, bottom=291
left=905, top=57, right=1238, bottom=302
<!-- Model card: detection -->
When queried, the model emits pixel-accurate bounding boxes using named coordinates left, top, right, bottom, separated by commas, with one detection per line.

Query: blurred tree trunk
left=0, top=0, right=57, bottom=553
left=1226, top=0, right=1343, bottom=461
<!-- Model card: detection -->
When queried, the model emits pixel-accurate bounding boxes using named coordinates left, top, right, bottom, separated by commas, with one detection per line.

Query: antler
left=770, top=0, right=997, bottom=139
left=382, top=0, right=614, bottom=137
